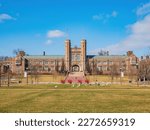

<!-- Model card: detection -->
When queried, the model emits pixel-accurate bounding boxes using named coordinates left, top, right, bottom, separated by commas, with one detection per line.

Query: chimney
left=43, top=51, right=45, bottom=56
left=141, top=56, right=143, bottom=60
left=127, top=51, right=133, bottom=56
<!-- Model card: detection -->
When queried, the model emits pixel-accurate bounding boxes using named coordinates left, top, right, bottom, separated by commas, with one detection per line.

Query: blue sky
left=0, top=0, right=150, bottom=57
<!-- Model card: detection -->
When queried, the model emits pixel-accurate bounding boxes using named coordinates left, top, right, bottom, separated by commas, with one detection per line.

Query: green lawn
left=0, top=84, right=150, bottom=113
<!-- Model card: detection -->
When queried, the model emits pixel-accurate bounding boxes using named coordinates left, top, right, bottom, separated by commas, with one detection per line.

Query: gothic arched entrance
left=72, top=65, right=80, bottom=72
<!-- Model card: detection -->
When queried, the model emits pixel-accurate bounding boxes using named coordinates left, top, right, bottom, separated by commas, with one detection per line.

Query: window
left=44, top=61, right=48, bottom=65
left=38, top=66, right=42, bottom=71
left=97, top=61, right=101, bottom=64
left=72, top=54, right=80, bottom=61
left=102, top=66, right=107, bottom=71
left=103, top=61, right=107, bottom=65
left=39, top=61, right=43, bottom=65
left=35, top=61, right=39, bottom=64
left=76, top=54, right=80, bottom=61
left=71, top=55, right=75, bottom=61
left=50, top=61, right=54, bottom=64
left=44, top=66, right=49, bottom=71
left=98, top=66, right=102, bottom=71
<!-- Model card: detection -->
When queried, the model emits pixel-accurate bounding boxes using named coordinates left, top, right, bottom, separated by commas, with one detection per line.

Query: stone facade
left=65, top=39, right=86, bottom=72
left=0, top=39, right=138, bottom=75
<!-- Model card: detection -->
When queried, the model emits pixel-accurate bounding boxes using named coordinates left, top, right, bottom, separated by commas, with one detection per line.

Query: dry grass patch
left=0, top=85, right=150, bottom=112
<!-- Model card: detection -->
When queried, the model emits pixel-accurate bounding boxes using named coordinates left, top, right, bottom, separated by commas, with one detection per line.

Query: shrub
left=78, top=79, right=82, bottom=84
left=68, top=79, right=72, bottom=84
left=85, top=79, right=89, bottom=84
left=60, top=80, right=65, bottom=84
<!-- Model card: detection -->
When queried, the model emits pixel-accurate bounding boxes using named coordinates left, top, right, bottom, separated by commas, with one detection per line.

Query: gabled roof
left=87, top=55, right=128, bottom=59
left=23, top=55, right=64, bottom=59
left=23, top=55, right=127, bottom=60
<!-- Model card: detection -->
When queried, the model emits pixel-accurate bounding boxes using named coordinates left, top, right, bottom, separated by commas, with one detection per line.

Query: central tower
left=65, top=39, right=87, bottom=72
left=81, top=39, right=87, bottom=72
left=65, top=39, right=71, bottom=72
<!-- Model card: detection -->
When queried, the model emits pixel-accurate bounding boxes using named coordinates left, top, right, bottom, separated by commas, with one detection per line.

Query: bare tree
left=60, top=59, right=65, bottom=74
left=138, top=58, right=150, bottom=84
left=137, top=47, right=150, bottom=84
left=30, top=64, right=40, bottom=84
left=91, top=59, right=98, bottom=75
left=7, top=69, right=12, bottom=87
left=98, top=50, right=109, bottom=56
left=0, top=56, right=10, bottom=61
left=128, top=65, right=135, bottom=82
left=55, top=59, right=59, bottom=74
left=13, top=49, right=23, bottom=56
left=86, top=58, right=92, bottom=74
left=110, top=63, right=120, bottom=82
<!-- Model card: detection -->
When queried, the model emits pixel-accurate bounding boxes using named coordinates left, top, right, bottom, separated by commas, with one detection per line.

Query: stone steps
left=65, top=72, right=87, bottom=83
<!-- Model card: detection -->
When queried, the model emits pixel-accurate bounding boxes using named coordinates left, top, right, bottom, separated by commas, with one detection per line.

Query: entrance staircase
left=65, top=72, right=87, bottom=84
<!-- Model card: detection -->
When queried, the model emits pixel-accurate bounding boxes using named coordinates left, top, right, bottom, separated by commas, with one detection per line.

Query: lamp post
left=136, top=63, right=139, bottom=86
left=7, top=68, right=10, bottom=87
left=120, top=68, right=122, bottom=85
left=26, top=68, right=28, bottom=85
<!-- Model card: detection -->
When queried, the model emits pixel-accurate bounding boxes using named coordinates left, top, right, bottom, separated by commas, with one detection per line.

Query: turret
left=65, top=39, right=71, bottom=71
left=81, top=39, right=87, bottom=71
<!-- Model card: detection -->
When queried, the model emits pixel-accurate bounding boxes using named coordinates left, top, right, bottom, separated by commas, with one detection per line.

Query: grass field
left=0, top=84, right=150, bottom=113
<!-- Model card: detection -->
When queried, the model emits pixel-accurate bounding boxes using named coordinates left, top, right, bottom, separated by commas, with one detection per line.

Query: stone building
left=138, top=55, right=150, bottom=81
left=0, top=39, right=138, bottom=76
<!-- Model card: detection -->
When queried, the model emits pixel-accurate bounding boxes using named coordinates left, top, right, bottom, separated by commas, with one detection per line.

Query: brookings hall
left=0, top=39, right=138, bottom=76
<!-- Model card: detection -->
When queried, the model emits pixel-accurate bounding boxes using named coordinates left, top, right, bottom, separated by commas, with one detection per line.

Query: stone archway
left=72, top=65, right=80, bottom=72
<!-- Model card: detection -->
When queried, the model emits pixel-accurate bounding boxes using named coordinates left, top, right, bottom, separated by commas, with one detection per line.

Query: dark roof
left=23, top=55, right=64, bottom=59
left=23, top=54, right=127, bottom=60
left=86, top=55, right=96, bottom=59
left=87, top=55, right=127, bottom=59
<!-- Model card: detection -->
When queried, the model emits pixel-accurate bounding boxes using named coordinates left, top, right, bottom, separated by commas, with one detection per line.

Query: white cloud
left=90, top=14, right=150, bottom=55
left=46, top=30, right=67, bottom=45
left=93, top=11, right=118, bottom=22
left=45, top=39, right=53, bottom=45
left=0, top=13, right=15, bottom=22
left=136, top=2, right=150, bottom=16
left=47, top=30, right=67, bottom=38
